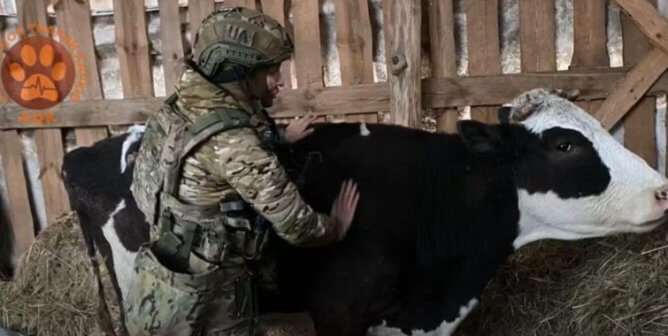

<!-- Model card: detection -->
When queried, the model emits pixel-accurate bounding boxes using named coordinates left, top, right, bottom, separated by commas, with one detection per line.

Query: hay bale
left=0, top=212, right=118, bottom=336
left=0, top=212, right=314, bottom=336
left=457, top=225, right=668, bottom=335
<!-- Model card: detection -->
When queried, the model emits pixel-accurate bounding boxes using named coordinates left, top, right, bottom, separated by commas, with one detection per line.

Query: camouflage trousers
left=123, top=244, right=259, bottom=336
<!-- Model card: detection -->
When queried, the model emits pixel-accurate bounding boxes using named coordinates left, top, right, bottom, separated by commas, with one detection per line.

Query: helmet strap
left=209, top=65, right=248, bottom=84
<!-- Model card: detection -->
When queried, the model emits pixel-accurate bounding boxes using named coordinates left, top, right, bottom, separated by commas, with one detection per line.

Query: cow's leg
left=379, top=259, right=499, bottom=336
left=304, top=255, right=397, bottom=336
left=76, top=210, right=120, bottom=336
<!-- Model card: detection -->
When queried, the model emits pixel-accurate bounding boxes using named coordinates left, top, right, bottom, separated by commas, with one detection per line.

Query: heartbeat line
left=23, top=75, right=57, bottom=96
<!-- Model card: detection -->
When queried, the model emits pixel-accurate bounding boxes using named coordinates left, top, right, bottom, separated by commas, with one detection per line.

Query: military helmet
left=192, top=7, right=294, bottom=82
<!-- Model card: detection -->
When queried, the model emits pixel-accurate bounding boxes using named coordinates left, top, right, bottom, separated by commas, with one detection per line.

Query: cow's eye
left=556, top=142, right=572, bottom=152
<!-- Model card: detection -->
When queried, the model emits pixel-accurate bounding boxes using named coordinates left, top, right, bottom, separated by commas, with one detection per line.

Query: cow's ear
left=497, top=106, right=512, bottom=124
left=457, top=120, right=502, bottom=154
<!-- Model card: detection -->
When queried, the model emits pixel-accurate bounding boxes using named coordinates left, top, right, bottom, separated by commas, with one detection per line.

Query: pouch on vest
left=123, top=243, right=255, bottom=336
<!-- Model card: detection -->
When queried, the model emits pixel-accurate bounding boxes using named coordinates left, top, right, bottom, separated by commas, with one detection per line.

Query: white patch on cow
left=511, top=89, right=668, bottom=248
left=367, top=298, right=478, bottom=336
left=360, top=122, right=371, bottom=136
left=120, top=125, right=145, bottom=173
left=100, top=199, right=137, bottom=300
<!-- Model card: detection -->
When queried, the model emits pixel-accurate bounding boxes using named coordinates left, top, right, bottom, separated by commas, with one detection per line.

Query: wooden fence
left=0, top=0, right=667, bottom=266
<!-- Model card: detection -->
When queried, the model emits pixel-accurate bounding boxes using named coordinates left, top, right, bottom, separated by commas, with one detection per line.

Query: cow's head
left=458, top=89, right=668, bottom=248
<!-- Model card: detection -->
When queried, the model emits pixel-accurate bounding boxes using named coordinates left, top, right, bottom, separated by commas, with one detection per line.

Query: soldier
left=125, top=7, right=360, bottom=336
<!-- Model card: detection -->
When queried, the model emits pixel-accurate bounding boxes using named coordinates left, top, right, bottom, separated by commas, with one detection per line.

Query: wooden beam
left=17, top=0, right=70, bottom=226
left=466, top=0, right=501, bottom=124
left=335, top=0, right=376, bottom=123
left=572, top=0, right=609, bottom=69
left=429, top=0, right=458, bottom=133
left=33, top=129, right=70, bottom=225
left=519, top=0, right=557, bottom=73
left=595, top=48, right=668, bottom=130
left=595, top=0, right=668, bottom=130
left=292, top=0, right=323, bottom=88
left=188, top=0, right=215, bottom=36
left=6, top=70, right=668, bottom=129
left=159, top=0, right=185, bottom=96
left=572, top=0, right=609, bottom=116
left=0, top=131, right=34, bottom=263
left=616, top=0, right=668, bottom=55
left=17, top=0, right=48, bottom=30
left=260, top=0, right=293, bottom=89
left=113, top=0, right=154, bottom=99
left=386, top=0, right=422, bottom=127
left=621, top=0, right=657, bottom=168
left=54, top=0, right=108, bottom=147
left=335, top=0, right=374, bottom=85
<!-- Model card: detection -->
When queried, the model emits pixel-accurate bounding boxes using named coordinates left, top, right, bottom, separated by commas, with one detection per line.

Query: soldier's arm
left=211, top=127, right=341, bottom=247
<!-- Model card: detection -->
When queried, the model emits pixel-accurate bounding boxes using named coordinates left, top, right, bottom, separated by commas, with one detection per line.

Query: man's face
left=249, top=64, right=284, bottom=108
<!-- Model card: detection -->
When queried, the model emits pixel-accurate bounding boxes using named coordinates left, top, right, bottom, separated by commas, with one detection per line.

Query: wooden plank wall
left=519, top=0, right=557, bottom=73
left=189, top=0, right=215, bottom=35
left=466, top=0, right=501, bottom=124
left=572, top=0, right=609, bottom=114
left=335, top=0, right=377, bottom=123
left=622, top=0, right=658, bottom=167
left=159, top=0, right=185, bottom=95
left=429, top=0, right=458, bottom=133
left=0, top=0, right=34, bottom=264
left=292, top=0, right=324, bottom=90
left=113, top=0, right=154, bottom=99
left=386, top=0, right=422, bottom=127
left=17, top=0, right=71, bottom=227
left=54, top=0, right=108, bottom=147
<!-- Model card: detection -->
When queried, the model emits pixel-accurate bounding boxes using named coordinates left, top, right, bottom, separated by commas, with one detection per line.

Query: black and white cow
left=62, top=89, right=668, bottom=336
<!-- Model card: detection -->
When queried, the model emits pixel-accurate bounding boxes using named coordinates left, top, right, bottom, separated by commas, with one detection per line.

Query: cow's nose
left=655, top=184, right=668, bottom=201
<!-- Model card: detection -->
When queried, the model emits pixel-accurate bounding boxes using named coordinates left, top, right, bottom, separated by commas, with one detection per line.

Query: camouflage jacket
left=163, top=67, right=337, bottom=253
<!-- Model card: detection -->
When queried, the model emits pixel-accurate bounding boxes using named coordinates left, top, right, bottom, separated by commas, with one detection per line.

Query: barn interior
left=1, top=0, right=668, bottom=335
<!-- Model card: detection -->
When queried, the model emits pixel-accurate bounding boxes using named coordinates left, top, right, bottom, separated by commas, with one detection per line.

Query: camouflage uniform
left=125, top=8, right=340, bottom=336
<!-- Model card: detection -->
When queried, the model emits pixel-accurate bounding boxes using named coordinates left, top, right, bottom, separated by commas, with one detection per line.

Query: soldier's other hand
left=330, top=180, right=360, bottom=241
left=285, top=115, right=316, bottom=144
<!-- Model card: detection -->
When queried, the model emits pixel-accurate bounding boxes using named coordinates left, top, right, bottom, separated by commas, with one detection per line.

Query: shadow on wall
left=0, top=202, right=14, bottom=280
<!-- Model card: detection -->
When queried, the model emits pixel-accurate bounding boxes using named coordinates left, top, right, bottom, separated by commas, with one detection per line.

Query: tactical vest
left=131, top=94, right=277, bottom=270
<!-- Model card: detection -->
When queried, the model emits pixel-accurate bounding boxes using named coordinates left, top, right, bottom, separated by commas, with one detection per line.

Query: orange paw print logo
left=2, top=36, right=75, bottom=110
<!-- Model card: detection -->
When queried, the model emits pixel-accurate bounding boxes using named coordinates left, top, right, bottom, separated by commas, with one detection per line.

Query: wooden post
left=335, top=0, right=374, bottom=86
left=594, top=0, right=668, bottom=129
left=621, top=0, right=658, bottom=167
left=158, top=0, right=185, bottom=95
left=519, top=0, right=557, bottom=73
left=466, top=0, right=501, bottom=124
left=386, top=0, right=422, bottom=128
left=292, top=0, right=324, bottom=89
left=335, top=0, right=377, bottom=122
left=0, top=132, right=34, bottom=266
left=260, top=0, right=293, bottom=89
left=572, top=0, right=609, bottom=114
left=189, top=0, right=215, bottom=36
left=54, top=0, right=108, bottom=147
left=113, top=0, right=154, bottom=99
left=17, top=0, right=70, bottom=227
left=429, top=0, right=458, bottom=133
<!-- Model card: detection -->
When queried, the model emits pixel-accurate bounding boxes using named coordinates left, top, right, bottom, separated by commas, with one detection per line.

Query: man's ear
left=457, top=120, right=503, bottom=154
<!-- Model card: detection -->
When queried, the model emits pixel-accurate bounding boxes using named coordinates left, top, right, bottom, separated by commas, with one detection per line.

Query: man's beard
left=260, top=95, right=274, bottom=108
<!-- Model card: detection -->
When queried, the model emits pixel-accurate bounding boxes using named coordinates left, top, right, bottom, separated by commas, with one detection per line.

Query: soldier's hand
left=330, top=180, right=360, bottom=241
left=284, top=115, right=316, bottom=144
